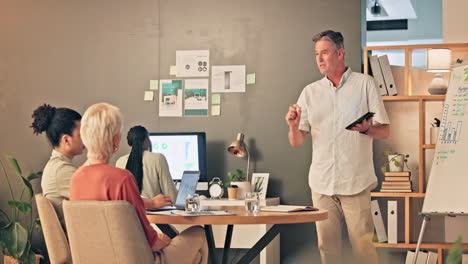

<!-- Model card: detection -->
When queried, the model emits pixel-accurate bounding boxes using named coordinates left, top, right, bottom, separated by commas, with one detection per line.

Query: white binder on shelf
left=371, top=200, right=387, bottom=243
left=426, top=251, right=438, bottom=264
left=378, top=55, right=398, bottom=96
left=369, top=55, right=388, bottom=96
left=405, top=250, right=429, bottom=264
left=387, top=200, right=397, bottom=243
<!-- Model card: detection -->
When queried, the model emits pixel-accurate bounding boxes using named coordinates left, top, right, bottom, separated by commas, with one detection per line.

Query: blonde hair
left=81, top=103, right=123, bottom=161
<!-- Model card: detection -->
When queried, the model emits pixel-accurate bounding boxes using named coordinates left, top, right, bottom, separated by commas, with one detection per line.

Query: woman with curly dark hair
left=31, top=104, right=84, bottom=224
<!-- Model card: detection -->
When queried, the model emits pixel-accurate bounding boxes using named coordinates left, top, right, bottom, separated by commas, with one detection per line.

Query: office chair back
left=35, top=194, right=72, bottom=264
left=63, top=200, right=155, bottom=264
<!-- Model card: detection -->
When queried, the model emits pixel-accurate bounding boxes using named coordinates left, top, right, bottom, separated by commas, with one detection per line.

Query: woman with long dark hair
left=31, top=103, right=84, bottom=223
left=116, top=126, right=177, bottom=202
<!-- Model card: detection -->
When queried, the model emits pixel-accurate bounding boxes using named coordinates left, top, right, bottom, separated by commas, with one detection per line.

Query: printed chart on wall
left=159, top=80, right=183, bottom=117
left=422, top=64, right=468, bottom=214
left=184, top=79, right=209, bottom=116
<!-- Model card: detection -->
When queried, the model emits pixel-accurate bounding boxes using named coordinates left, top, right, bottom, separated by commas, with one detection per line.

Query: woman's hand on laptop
left=150, top=194, right=173, bottom=208
left=152, top=233, right=172, bottom=251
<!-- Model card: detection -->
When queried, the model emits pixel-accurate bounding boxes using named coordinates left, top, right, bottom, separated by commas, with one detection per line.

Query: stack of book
left=380, top=171, right=412, bottom=192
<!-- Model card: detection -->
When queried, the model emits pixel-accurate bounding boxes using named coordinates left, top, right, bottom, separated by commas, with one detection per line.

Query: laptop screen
left=174, top=171, right=200, bottom=207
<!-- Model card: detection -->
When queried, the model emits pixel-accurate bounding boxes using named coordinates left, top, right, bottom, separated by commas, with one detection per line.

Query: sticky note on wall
left=212, top=94, right=221, bottom=105
left=150, top=80, right=159, bottom=90
left=144, top=91, right=154, bottom=101
left=246, top=73, right=256, bottom=84
left=170, top=65, right=177, bottom=76
left=212, top=105, right=221, bottom=116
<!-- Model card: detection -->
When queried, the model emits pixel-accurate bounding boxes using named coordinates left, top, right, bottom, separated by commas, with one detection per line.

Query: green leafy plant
left=225, top=169, right=246, bottom=187
left=0, top=155, right=42, bottom=264
left=380, top=150, right=410, bottom=174
left=446, top=236, right=463, bottom=264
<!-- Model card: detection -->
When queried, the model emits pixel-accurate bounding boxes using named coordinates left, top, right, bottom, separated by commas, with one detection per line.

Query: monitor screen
left=148, top=132, right=207, bottom=181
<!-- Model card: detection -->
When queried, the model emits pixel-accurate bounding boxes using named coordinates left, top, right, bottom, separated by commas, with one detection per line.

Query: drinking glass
left=185, top=194, right=200, bottom=213
left=244, top=192, right=260, bottom=214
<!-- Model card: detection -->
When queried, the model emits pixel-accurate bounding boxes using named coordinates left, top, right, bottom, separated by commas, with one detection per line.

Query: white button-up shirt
left=297, top=68, right=390, bottom=195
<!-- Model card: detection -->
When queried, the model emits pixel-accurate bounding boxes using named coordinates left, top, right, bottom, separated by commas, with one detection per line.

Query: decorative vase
left=231, top=181, right=252, bottom=200
left=388, top=154, right=404, bottom=172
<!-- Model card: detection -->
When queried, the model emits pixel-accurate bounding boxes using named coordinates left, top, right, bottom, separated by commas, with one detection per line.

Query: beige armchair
left=35, top=194, right=72, bottom=264
left=63, top=200, right=156, bottom=264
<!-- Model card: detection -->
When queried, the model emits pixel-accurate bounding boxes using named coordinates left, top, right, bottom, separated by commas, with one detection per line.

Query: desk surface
left=147, top=206, right=327, bottom=225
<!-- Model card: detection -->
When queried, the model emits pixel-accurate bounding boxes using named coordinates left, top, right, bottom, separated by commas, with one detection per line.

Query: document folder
left=378, top=55, right=398, bottom=96
left=388, top=200, right=397, bottom=243
left=369, top=55, right=388, bottom=96
left=371, top=200, right=387, bottom=243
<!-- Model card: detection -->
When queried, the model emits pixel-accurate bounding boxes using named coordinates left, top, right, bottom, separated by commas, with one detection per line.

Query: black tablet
left=345, top=112, right=375, bottom=130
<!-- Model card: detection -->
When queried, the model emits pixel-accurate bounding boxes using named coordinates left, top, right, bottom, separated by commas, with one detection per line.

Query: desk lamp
left=427, top=49, right=452, bottom=95
left=227, top=133, right=250, bottom=181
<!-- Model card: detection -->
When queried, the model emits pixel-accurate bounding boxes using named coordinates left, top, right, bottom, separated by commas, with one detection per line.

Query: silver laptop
left=148, top=171, right=200, bottom=211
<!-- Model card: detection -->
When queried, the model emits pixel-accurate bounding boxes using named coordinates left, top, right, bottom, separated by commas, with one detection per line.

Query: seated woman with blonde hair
left=70, top=103, right=208, bottom=263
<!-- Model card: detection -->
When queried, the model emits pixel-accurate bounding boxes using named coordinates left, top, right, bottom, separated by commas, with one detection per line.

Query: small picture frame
left=251, top=173, right=269, bottom=200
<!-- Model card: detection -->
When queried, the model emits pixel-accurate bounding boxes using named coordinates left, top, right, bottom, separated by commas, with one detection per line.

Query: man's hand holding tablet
left=346, top=112, right=375, bottom=134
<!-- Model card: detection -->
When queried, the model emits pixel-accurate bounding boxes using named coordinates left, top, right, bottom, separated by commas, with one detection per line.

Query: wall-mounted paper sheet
left=159, top=80, right=183, bottom=117
left=176, top=50, right=209, bottom=77
left=211, top=65, right=246, bottom=93
left=184, top=79, right=208, bottom=116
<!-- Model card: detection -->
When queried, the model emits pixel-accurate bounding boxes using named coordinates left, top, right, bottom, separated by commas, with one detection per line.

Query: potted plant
left=0, top=155, right=43, bottom=264
left=381, top=150, right=410, bottom=173
left=226, top=169, right=251, bottom=200
left=226, top=184, right=238, bottom=200
left=446, top=236, right=463, bottom=264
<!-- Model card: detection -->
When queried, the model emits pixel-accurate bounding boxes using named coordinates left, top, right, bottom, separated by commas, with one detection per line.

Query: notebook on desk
left=147, top=171, right=200, bottom=211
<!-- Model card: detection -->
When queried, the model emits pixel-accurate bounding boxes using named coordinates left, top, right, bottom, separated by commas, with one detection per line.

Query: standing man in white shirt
left=285, top=30, right=390, bottom=264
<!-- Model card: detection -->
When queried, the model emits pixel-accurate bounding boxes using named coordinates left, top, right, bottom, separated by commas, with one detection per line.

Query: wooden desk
left=147, top=206, right=327, bottom=264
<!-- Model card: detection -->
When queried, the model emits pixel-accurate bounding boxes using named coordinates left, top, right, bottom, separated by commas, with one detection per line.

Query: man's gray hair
left=312, top=30, right=344, bottom=50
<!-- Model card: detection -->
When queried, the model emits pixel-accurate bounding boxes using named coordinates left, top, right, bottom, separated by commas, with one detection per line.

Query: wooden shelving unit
left=364, top=43, right=468, bottom=263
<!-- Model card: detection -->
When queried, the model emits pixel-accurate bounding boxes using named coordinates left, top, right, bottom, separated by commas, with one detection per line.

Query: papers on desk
left=171, top=210, right=234, bottom=216
left=146, top=210, right=173, bottom=215
left=260, top=205, right=318, bottom=213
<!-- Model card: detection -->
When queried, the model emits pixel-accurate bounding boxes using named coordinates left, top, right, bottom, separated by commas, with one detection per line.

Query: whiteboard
left=422, top=64, right=468, bottom=214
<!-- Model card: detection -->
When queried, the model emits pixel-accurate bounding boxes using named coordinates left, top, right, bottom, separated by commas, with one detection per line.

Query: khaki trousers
left=312, top=187, right=378, bottom=264
left=155, top=226, right=208, bottom=264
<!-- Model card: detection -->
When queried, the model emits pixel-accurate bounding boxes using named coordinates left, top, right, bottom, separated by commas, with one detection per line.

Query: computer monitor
left=148, top=132, right=207, bottom=182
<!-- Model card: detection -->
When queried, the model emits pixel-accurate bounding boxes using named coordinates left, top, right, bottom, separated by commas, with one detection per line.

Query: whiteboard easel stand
left=413, top=213, right=465, bottom=264
left=413, top=214, right=431, bottom=264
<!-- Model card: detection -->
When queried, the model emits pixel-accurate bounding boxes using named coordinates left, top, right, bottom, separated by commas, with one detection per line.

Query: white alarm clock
left=209, top=177, right=224, bottom=199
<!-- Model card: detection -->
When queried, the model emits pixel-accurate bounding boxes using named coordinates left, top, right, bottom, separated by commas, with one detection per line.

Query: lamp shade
left=427, top=49, right=452, bottom=72
left=228, top=133, right=247, bottom=157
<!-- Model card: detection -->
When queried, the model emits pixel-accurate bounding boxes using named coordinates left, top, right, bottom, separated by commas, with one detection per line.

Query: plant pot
left=430, top=127, right=440, bottom=145
left=227, top=186, right=238, bottom=200
left=388, top=154, right=404, bottom=172
left=231, top=181, right=251, bottom=200
left=4, top=255, right=43, bottom=264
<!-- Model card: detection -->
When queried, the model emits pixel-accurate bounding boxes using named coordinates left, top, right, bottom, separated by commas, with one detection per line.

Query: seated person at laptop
left=31, top=104, right=84, bottom=226
left=70, top=103, right=207, bottom=263
left=116, top=125, right=177, bottom=202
